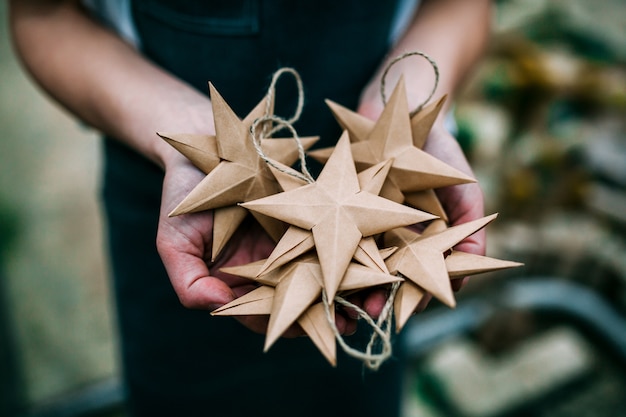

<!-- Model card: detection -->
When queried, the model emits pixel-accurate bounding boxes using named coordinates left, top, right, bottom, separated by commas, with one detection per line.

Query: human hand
left=156, top=156, right=282, bottom=334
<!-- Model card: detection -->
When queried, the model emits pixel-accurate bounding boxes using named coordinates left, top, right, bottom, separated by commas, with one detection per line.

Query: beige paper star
left=324, top=99, right=374, bottom=143
left=242, top=132, right=436, bottom=300
left=166, top=83, right=317, bottom=258
left=158, top=95, right=310, bottom=175
left=255, top=159, right=397, bottom=276
left=211, top=284, right=337, bottom=365
left=403, top=189, right=448, bottom=222
left=214, top=256, right=402, bottom=365
left=390, top=247, right=523, bottom=333
left=310, top=77, right=474, bottom=194
left=325, top=93, right=447, bottom=148
left=385, top=214, right=499, bottom=331
left=409, top=95, right=448, bottom=149
left=325, top=92, right=452, bottom=221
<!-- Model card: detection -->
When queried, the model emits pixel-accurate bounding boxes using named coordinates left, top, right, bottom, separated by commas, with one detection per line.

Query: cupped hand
left=156, top=156, right=359, bottom=336
left=156, top=157, right=280, bottom=334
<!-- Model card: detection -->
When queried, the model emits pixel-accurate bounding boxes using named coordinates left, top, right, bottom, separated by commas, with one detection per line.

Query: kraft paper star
left=242, top=132, right=436, bottom=301
left=309, top=77, right=474, bottom=193
left=384, top=214, right=500, bottom=331
left=400, top=94, right=451, bottom=220
left=324, top=99, right=374, bottom=143
left=158, top=94, right=309, bottom=175
left=166, top=83, right=318, bottom=258
left=325, top=92, right=447, bottom=148
left=324, top=92, right=452, bottom=221
left=214, top=255, right=402, bottom=365
left=389, top=248, right=523, bottom=334
left=255, top=159, right=397, bottom=276
left=212, top=285, right=337, bottom=364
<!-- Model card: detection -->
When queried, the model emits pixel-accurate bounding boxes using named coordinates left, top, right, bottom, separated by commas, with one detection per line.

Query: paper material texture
left=179, top=72, right=523, bottom=366
left=161, top=83, right=317, bottom=258
left=242, top=132, right=436, bottom=301
left=215, top=255, right=401, bottom=364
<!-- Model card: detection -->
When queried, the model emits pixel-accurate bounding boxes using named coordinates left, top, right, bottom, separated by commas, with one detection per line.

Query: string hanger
left=380, top=50, right=440, bottom=117
left=249, top=67, right=314, bottom=184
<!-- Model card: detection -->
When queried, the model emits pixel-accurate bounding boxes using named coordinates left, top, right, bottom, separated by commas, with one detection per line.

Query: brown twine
left=249, top=67, right=314, bottom=183
left=380, top=51, right=440, bottom=117
left=263, top=67, right=305, bottom=137
left=249, top=115, right=314, bottom=184
left=322, top=291, right=392, bottom=370
left=363, top=281, right=401, bottom=370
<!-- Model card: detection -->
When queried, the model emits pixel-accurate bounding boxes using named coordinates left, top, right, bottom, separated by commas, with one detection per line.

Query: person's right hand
left=155, top=156, right=279, bottom=334
left=156, top=156, right=359, bottom=337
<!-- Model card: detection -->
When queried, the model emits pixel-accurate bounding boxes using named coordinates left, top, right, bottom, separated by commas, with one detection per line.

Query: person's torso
left=132, top=0, right=404, bottom=146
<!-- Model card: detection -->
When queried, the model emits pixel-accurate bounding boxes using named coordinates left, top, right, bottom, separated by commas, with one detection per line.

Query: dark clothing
left=103, top=1, right=406, bottom=416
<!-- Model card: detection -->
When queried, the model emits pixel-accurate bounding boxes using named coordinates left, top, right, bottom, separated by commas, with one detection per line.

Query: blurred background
left=1, top=0, right=625, bottom=416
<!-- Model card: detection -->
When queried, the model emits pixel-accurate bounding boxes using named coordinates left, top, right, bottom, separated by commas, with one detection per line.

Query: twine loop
left=249, top=115, right=314, bottom=184
left=322, top=281, right=400, bottom=370
left=263, top=67, right=305, bottom=137
left=380, top=51, right=440, bottom=117
left=249, top=67, right=314, bottom=184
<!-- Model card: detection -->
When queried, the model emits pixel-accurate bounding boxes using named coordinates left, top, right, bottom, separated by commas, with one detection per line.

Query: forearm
left=361, top=0, right=492, bottom=118
left=9, top=0, right=214, bottom=169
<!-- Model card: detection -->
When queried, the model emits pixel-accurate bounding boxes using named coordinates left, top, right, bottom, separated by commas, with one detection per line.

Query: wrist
left=153, top=138, right=189, bottom=171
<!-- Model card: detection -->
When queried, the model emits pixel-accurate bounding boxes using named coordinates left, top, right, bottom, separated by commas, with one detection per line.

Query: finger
left=363, top=288, right=388, bottom=319
left=437, top=180, right=485, bottom=287
left=425, top=131, right=487, bottom=256
left=157, top=227, right=236, bottom=310
left=170, top=265, right=236, bottom=311
left=343, top=293, right=363, bottom=320
left=455, top=227, right=486, bottom=256
left=180, top=275, right=236, bottom=311
left=336, top=312, right=358, bottom=336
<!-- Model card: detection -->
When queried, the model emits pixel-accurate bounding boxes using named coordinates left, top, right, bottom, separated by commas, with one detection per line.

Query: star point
left=310, top=77, right=475, bottom=196
left=385, top=214, right=502, bottom=330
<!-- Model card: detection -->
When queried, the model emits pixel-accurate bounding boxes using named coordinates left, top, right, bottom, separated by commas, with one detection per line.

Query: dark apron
left=103, top=1, right=405, bottom=416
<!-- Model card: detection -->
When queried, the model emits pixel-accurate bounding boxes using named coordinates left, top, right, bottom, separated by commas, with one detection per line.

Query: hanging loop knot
left=322, top=281, right=401, bottom=370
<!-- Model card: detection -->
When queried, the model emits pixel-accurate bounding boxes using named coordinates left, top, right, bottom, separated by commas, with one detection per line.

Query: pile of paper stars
left=159, top=77, right=521, bottom=366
